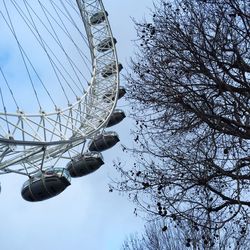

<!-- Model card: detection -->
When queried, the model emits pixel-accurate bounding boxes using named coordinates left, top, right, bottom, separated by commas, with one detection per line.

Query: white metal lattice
left=0, top=0, right=120, bottom=175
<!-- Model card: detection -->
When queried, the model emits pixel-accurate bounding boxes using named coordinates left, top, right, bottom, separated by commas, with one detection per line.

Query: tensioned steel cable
left=4, top=0, right=93, bottom=110
left=0, top=0, right=120, bottom=175
left=56, top=0, right=92, bottom=72
left=22, top=0, right=71, bottom=104
left=0, top=67, right=19, bottom=110
left=38, top=0, right=85, bottom=93
left=1, top=1, right=56, bottom=109
left=10, top=0, right=86, bottom=96
left=29, top=0, right=91, bottom=80
left=2, top=0, right=42, bottom=110
left=10, top=0, right=85, bottom=100
left=0, top=86, right=10, bottom=134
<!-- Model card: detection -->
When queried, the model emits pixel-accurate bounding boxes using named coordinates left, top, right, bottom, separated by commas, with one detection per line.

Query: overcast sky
left=0, top=1, right=154, bottom=250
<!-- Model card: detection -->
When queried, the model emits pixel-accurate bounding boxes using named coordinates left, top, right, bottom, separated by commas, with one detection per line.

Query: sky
left=0, top=1, right=154, bottom=250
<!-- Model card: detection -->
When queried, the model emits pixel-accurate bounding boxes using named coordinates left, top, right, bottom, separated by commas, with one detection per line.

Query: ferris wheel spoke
left=0, top=0, right=123, bottom=184
left=2, top=1, right=43, bottom=110
left=35, top=1, right=89, bottom=90
left=50, top=0, right=92, bottom=73
left=11, top=0, right=90, bottom=88
left=10, top=0, right=80, bottom=105
left=0, top=68, right=19, bottom=110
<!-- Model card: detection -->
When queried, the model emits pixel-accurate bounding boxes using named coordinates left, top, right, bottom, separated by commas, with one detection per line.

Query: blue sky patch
left=0, top=49, right=11, bottom=66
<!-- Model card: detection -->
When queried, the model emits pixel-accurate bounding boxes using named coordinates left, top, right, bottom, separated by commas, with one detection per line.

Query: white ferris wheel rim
left=0, top=0, right=120, bottom=145
left=0, top=0, right=121, bottom=172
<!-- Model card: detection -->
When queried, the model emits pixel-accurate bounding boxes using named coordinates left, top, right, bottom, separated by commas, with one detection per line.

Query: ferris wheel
left=0, top=0, right=125, bottom=201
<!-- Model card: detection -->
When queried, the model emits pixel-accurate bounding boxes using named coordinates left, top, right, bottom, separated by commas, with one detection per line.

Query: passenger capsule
left=21, top=168, right=71, bottom=202
left=101, top=62, right=123, bottom=78
left=67, top=152, right=104, bottom=177
left=118, top=86, right=126, bottom=99
left=97, top=37, right=117, bottom=52
left=107, top=109, right=126, bottom=127
left=103, top=86, right=126, bottom=102
left=89, top=132, right=119, bottom=152
left=90, top=11, right=108, bottom=25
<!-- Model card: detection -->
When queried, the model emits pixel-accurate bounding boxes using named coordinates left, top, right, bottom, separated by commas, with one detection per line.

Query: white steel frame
left=0, top=0, right=120, bottom=175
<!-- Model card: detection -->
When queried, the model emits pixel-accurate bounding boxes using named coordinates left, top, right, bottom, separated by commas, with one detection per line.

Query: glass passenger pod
left=118, top=86, right=126, bottom=99
left=67, top=152, right=104, bottom=177
left=103, top=86, right=126, bottom=102
left=96, top=37, right=117, bottom=52
left=21, top=168, right=71, bottom=202
left=101, top=62, right=123, bottom=78
left=88, top=131, right=120, bottom=152
left=107, top=109, right=126, bottom=127
left=90, top=11, right=108, bottom=25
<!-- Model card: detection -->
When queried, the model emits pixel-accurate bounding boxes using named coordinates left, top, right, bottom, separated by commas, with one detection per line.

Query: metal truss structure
left=0, top=0, right=120, bottom=176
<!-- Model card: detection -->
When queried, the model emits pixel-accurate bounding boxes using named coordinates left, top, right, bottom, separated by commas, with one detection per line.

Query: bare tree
left=114, top=0, right=250, bottom=244
left=121, top=220, right=250, bottom=250
left=122, top=221, right=185, bottom=250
